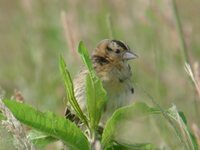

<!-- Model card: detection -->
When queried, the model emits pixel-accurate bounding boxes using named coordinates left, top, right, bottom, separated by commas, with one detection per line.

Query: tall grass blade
left=136, top=84, right=196, bottom=149
left=167, top=105, right=198, bottom=150
left=106, top=14, right=115, bottom=39
left=171, top=0, right=190, bottom=64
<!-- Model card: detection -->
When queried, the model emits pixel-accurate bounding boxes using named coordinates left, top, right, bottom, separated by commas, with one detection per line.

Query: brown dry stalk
left=185, top=62, right=200, bottom=99
left=193, top=62, right=200, bottom=97
left=60, top=11, right=78, bottom=58
left=20, top=0, right=32, bottom=14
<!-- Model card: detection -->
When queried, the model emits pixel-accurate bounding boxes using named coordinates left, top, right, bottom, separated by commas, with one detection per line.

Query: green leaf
left=59, top=55, right=88, bottom=126
left=86, top=74, right=96, bottom=129
left=107, top=142, right=156, bottom=150
left=3, top=99, right=90, bottom=150
left=93, top=78, right=107, bottom=127
left=78, top=41, right=107, bottom=130
left=102, top=102, right=198, bottom=150
left=78, top=41, right=93, bottom=72
left=27, top=130, right=58, bottom=148
left=86, top=74, right=107, bottom=130
left=102, top=102, right=159, bottom=148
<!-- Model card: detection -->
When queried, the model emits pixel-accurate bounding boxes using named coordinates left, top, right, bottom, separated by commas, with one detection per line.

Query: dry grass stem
left=185, top=62, right=200, bottom=98
left=106, top=14, right=114, bottom=39
left=61, top=10, right=78, bottom=58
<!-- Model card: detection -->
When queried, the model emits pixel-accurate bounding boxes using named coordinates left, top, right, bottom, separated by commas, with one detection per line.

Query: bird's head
left=92, top=39, right=138, bottom=63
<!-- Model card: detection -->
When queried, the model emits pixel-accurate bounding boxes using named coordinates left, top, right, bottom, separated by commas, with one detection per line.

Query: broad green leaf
left=167, top=105, right=198, bottom=150
left=86, top=74, right=107, bottom=130
left=94, top=78, right=107, bottom=127
left=78, top=41, right=93, bottom=72
left=102, top=102, right=159, bottom=149
left=59, top=55, right=88, bottom=126
left=78, top=41, right=107, bottom=130
left=86, top=74, right=96, bottom=129
left=27, top=130, right=58, bottom=148
left=3, top=99, right=90, bottom=150
left=102, top=102, right=198, bottom=150
left=107, top=142, right=156, bottom=150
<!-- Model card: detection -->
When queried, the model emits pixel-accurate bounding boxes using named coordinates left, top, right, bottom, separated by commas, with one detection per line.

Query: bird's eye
left=107, top=47, right=113, bottom=52
left=115, top=49, right=120, bottom=54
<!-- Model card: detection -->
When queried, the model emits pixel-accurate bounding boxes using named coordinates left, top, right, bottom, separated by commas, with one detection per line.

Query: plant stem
left=171, top=0, right=190, bottom=64
left=106, top=14, right=115, bottom=39
left=172, top=0, right=200, bottom=124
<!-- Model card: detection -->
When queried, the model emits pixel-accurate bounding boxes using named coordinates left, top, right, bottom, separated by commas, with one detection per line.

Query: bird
left=65, top=39, right=138, bottom=125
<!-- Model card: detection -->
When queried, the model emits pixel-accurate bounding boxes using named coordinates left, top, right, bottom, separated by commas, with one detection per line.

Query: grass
left=0, top=0, right=200, bottom=149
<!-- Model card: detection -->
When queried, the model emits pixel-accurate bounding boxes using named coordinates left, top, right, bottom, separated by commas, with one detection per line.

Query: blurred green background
left=0, top=0, right=200, bottom=149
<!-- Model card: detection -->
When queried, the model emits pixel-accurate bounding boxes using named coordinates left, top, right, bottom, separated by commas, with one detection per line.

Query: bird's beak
left=123, top=51, right=138, bottom=60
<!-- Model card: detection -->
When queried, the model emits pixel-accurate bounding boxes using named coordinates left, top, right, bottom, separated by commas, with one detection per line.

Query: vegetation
left=0, top=0, right=200, bottom=150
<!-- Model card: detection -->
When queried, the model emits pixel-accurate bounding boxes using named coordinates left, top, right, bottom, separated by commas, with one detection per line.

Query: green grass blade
left=59, top=55, right=88, bottom=126
left=106, top=14, right=115, bottom=39
left=167, top=105, right=198, bottom=150
left=3, top=99, right=90, bottom=150
left=101, top=102, right=159, bottom=148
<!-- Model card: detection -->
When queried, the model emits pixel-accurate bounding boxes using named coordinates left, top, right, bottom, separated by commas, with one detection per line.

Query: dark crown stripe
left=112, top=40, right=129, bottom=50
